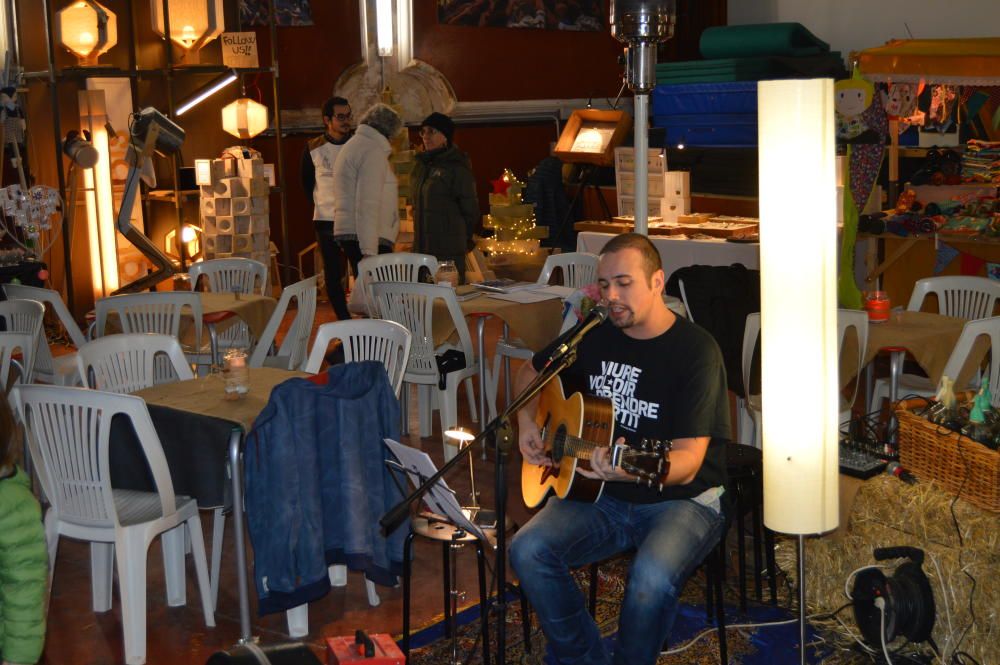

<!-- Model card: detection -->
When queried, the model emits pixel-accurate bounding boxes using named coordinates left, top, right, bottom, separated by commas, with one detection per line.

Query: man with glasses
left=302, top=96, right=354, bottom=320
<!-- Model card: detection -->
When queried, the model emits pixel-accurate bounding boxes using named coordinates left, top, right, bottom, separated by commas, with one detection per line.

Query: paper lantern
left=150, top=0, right=225, bottom=64
left=55, top=0, right=117, bottom=66
left=222, top=98, right=269, bottom=140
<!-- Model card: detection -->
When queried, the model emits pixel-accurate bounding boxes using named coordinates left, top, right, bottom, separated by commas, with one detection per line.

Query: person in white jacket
left=331, top=103, right=402, bottom=277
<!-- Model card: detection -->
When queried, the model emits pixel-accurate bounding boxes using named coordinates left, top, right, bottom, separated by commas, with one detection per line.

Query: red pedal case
left=326, top=631, right=405, bottom=665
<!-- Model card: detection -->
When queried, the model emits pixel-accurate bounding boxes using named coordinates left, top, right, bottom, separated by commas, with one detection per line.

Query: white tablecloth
left=576, top=232, right=760, bottom=281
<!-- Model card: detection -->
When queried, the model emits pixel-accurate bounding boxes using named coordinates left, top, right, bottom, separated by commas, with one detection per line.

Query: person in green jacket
left=412, top=112, right=480, bottom=283
left=0, top=390, right=47, bottom=665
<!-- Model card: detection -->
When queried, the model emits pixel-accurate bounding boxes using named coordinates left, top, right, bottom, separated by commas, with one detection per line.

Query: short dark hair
left=599, top=232, right=662, bottom=280
left=322, top=96, right=350, bottom=119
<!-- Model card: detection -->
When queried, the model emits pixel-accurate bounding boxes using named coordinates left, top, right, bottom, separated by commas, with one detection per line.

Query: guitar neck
left=562, top=435, right=602, bottom=461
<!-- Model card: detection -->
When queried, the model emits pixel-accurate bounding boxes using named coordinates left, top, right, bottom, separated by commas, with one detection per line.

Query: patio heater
left=610, top=0, right=676, bottom=235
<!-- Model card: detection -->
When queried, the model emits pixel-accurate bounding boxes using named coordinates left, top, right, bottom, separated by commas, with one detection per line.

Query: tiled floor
left=38, top=300, right=534, bottom=664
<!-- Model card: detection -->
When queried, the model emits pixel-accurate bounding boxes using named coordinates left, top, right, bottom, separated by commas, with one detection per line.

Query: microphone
left=545, top=304, right=609, bottom=367
left=886, top=461, right=917, bottom=485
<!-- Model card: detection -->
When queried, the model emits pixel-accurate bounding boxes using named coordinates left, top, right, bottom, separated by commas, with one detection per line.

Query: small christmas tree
left=478, top=168, right=548, bottom=258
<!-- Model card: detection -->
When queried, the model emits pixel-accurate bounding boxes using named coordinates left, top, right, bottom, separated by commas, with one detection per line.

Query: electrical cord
left=937, top=422, right=978, bottom=664
left=927, top=553, right=952, bottom=664
left=877, top=597, right=894, bottom=665
left=660, top=604, right=854, bottom=657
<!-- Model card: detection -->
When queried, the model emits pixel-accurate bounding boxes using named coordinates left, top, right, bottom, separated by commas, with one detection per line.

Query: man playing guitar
left=510, top=233, right=731, bottom=665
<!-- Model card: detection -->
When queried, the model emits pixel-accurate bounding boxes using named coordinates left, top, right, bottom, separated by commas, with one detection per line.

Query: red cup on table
left=864, top=291, right=891, bottom=323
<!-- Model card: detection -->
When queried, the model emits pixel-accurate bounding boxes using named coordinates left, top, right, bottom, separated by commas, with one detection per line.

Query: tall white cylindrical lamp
left=759, top=78, right=839, bottom=536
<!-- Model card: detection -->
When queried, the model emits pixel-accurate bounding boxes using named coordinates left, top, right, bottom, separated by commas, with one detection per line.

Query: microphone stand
left=380, top=344, right=582, bottom=665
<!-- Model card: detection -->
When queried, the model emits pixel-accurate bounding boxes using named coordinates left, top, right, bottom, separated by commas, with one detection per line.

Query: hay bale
left=776, top=475, right=1000, bottom=664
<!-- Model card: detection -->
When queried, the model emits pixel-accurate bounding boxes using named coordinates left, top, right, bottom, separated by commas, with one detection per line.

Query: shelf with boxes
left=613, top=146, right=692, bottom=223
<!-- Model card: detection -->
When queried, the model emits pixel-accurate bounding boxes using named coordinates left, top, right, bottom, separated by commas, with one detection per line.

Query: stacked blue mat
left=652, top=23, right=846, bottom=147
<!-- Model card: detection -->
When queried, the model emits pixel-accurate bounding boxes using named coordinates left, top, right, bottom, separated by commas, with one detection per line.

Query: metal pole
left=228, top=428, right=254, bottom=642
left=160, top=0, right=185, bottom=274
left=40, top=0, right=73, bottom=308
left=798, top=534, right=807, bottom=665
left=633, top=93, right=649, bottom=235
left=267, top=0, right=291, bottom=287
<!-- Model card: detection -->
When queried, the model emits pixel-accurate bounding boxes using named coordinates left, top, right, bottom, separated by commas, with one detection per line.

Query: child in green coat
left=0, top=389, right=46, bottom=664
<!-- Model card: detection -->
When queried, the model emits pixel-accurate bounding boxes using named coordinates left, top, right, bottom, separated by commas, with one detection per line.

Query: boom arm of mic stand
left=379, top=348, right=577, bottom=535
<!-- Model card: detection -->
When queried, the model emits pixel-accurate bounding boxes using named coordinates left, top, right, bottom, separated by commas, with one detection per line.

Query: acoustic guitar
left=521, top=378, right=671, bottom=508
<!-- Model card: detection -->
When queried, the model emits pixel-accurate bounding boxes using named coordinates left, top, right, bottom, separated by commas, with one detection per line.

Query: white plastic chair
left=536, top=252, right=599, bottom=289
left=355, top=252, right=439, bottom=317
left=286, top=319, right=412, bottom=638
left=741, top=309, right=869, bottom=446
left=189, top=257, right=268, bottom=296
left=1, top=331, right=35, bottom=388
left=871, top=316, right=1000, bottom=408
left=0, top=299, right=44, bottom=381
left=838, top=309, right=869, bottom=430
left=907, top=276, right=1000, bottom=320
left=76, top=334, right=194, bottom=393
left=3, top=284, right=85, bottom=385
left=303, top=319, right=411, bottom=392
left=740, top=312, right=762, bottom=448
left=0, top=297, right=45, bottom=338
left=370, top=282, right=479, bottom=458
left=190, top=258, right=269, bottom=355
left=11, top=385, right=214, bottom=665
left=874, top=277, right=1000, bottom=409
left=95, top=292, right=206, bottom=372
left=489, top=254, right=599, bottom=414
left=248, top=276, right=318, bottom=369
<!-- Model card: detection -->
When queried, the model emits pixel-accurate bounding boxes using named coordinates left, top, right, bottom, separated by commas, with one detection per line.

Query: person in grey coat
left=412, top=112, right=480, bottom=283
left=332, top=103, right=403, bottom=278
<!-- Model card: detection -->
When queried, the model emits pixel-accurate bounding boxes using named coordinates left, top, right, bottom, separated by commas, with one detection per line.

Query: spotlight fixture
left=131, top=107, right=186, bottom=155
left=63, top=130, right=99, bottom=168
left=175, top=69, right=238, bottom=116
left=851, top=546, right=936, bottom=651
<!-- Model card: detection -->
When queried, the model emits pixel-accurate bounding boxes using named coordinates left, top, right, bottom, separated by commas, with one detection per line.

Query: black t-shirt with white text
left=532, top=316, right=730, bottom=503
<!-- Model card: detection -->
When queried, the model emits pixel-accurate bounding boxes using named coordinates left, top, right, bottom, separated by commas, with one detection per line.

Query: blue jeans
left=510, top=494, right=725, bottom=665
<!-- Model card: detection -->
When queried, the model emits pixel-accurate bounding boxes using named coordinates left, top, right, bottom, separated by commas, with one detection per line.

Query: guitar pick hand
left=518, top=419, right=555, bottom=467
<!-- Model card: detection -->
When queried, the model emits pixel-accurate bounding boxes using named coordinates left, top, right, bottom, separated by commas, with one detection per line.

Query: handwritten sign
left=221, top=32, right=258, bottom=69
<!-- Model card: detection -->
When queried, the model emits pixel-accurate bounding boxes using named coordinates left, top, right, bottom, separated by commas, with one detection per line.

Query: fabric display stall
left=852, top=38, right=1000, bottom=301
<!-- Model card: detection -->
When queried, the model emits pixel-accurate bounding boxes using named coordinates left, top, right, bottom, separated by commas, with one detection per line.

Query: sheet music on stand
left=384, top=438, right=488, bottom=542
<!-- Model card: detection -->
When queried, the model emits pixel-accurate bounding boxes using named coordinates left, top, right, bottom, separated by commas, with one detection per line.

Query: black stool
left=725, top=443, right=779, bottom=610
left=401, top=516, right=491, bottom=665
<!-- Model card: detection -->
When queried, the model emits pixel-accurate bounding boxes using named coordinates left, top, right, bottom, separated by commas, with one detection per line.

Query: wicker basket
left=895, top=408, right=1000, bottom=513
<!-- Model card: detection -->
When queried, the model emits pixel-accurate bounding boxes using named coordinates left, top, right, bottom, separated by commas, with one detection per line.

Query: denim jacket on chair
left=245, top=360, right=407, bottom=615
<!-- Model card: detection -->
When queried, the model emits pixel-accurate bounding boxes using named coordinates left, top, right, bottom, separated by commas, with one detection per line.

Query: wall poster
left=239, top=0, right=313, bottom=27
left=438, top=0, right=603, bottom=31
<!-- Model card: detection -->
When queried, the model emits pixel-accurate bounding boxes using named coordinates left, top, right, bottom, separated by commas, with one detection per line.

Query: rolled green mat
left=700, top=23, right=829, bottom=59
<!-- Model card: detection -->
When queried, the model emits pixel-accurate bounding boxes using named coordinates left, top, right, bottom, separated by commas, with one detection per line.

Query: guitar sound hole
left=552, top=425, right=568, bottom=462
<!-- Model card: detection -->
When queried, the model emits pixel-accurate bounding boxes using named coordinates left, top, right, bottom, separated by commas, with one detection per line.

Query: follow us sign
left=222, top=32, right=259, bottom=69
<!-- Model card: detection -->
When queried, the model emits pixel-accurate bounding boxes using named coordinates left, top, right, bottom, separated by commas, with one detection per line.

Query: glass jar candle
left=436, top=260, right=459, bottom=288
left=223, top=348, right=250, bottom=397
